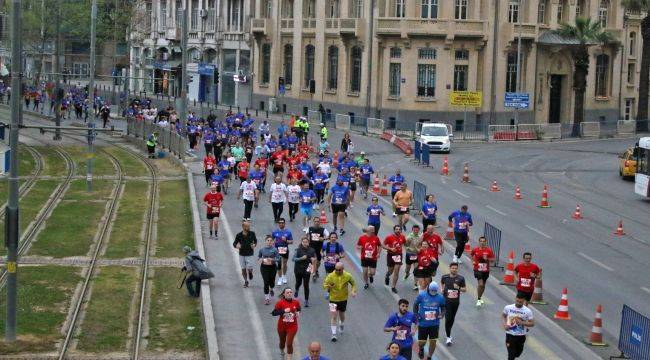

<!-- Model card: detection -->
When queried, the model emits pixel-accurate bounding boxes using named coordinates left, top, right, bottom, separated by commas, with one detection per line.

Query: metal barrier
left=307, top=110, right=322, bottom=127
left=516, top=124, right=541, bottom=140
left=540, top=124, right=561, bottom=140
left=335, top=114, right=351, bottom=130
left=489, top=125, right=517, bottom=141
left=413, top=180, right=427, bottom=212
left=421, top=144, right=431, bottom=167
left=617, top=120, right=636, bottom=136
left=350, top=115, right=368, bottom=133
left=413, top=141, right=421, bottom=164
left=367, top=117, right=385, bottom=135
left=614, top=305, right=650, bottom=360
left=125, top=117, right=189, bottom=160
left=483, top=222, right=503, bottom=269
left=580, top=122, right=601, bottom=138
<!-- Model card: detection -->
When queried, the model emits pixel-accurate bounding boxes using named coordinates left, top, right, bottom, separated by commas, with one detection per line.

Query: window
left=283, top=44, right=293, bottom=85
left=455, top=0, right=467, bottom=20
left=627, top=63, right=635, bottom=84
left=598, top=0, right=609, bottom=28
left=417, top=64, right=436, bottom=97
left=327, top=0, right=340, bottom=17
left=537, top=0, right=546, bottom=23
left=454, top=65, right=468, bottom=91
left=505, top=52, right=518, bottom=92
left=327, top=46, right=339, bottom=90
left=455, top=49, right=469, bottom=60
left=421, top=0, right=438, bottom=18
left=625, top=98, right=635, bottom=120
left=418, top=48, right=437, bottom=60
left=350, top=46, right=363, bottom=93
left=575, top=0, right=584, bottom=18
left=389, top=63, right=401, bottom=96
left=282, top=0, right=294, bottom=17
left=556, top=1, right=563, bottom=23
left=73, top=62, right=89, bottom=77
left=189, top=48, right=201, bottom=62
left=263, top=0, right=272, bottom=18
left=630, top=32, right=636, bottom=56
left=191, top=0, right=199, bottom=30
left=351, top=0, right=363, bottom=18
left=595, top=54, right=609, bottom=97
left=304, top=45, right=315, bottom=88
left=304, top=0, right=316, bottom=17
left=160, top=1, right=167, bottom=29
left=261, top=44, right=271, bottom=84
left=395, top=0, right=405, bottom=17
left=390, top=47, right=402, bottom=58
left=508, top=1, right=519, bottom=23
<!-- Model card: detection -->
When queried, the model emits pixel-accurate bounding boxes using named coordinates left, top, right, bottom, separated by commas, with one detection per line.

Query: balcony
left=324, top=18, right=365, bottom=38
left=280, top=18, right=294, bottom=34
left=303, top=18, right=316, bottom=34
left=252, top=18, right=271, bottom=37
left=165, top=27, right=180, bottom=40
left=375, top=18, right=487, bottom=39
left=502, top=22, right=540, bottom=43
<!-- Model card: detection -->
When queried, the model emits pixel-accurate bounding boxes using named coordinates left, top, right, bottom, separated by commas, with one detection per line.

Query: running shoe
left=446, top=337, right=453, bottom=346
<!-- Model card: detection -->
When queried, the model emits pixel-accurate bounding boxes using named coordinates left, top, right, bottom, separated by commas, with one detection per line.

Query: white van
left=417, top=123, right=452, bottom=153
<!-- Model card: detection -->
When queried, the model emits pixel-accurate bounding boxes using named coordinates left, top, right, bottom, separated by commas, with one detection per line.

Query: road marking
left=577, top=252, right=614, bottom=272
left=452, top=189, right=469, bottom=198
left=642, top=287, right=650, bottom=294
left=485, top=205, right=507, bottom=216
left=441, top=176, right=447, bottom=185
left=525, top=225, right=552, bottom=239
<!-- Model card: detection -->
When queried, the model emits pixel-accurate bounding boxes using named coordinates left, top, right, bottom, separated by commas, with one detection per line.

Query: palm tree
left=556, top=17, right=613, bottom=136
left=622, top=0, right=650, bottom=130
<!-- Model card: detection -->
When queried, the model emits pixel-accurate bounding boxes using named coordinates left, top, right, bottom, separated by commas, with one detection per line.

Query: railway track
left=0, top=144, right=44, bottom=219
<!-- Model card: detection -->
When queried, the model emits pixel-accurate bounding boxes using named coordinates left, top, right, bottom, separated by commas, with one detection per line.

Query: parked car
left=619, top=147, right=637, bottom=179
left=417, top=123, right=452, bottom=153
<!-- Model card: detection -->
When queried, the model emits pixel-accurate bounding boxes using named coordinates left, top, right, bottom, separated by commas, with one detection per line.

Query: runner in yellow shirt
left=323, top=262, right=357, bottom=342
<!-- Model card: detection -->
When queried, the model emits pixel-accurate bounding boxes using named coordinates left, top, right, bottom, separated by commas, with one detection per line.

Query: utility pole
left=514, top=0, right=523, bottom=140
left=5, top=0, right=23, bottom=342
left=54, top=2, right=62, bottom=141
left=177, top=7, right=188, bottom=125
left=87, top=0, right=97, bottom=192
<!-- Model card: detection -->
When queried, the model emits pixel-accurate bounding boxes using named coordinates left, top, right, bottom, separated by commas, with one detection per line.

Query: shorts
left=418, top=325, right=439, bottom=341
left=405, top=253, right=419, bottom=265
left=422, top=217, right=437, bottom=229
left=474, top=270, right=490, bottom=281
left=300, top=205, right=313, bottom=217
left=517, top=290, right=533, bottom=302
left=361, top=258, right=377, bottom=268
left=277, top=248, right=290, bottom=259
left=396, top=207, right=410, bottom=215
left=349, top=182, right=357, bottom=191
left=454, top=231, right=469, bottom=243
left=414, top=262, right=438, bottom=278
left=391, top=190, right=398, bottom=200
left=239, top=256, right=254, bottom=269
left=331, top=204, right=347, bottom=213
left=329, top=300, right=348, bottom=313
left=206, top=212, right=220, bottom=220
left=387, top=253, right=403, bottom=267
left=309, top=242, right=323, bottom=262
left=360, top=178, right=370, bottom=187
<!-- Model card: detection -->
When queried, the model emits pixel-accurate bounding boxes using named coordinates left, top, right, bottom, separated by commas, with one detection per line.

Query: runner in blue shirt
left=448, top=205, right=473, bottom=264
left=312, top=168, right=329, bottom=206
left=272, top=218, right=294, bottom=285
left=203, top=130, right=215, bottom=155
left=366, top=197, right=385, bottom=235
left=301, top=341, right=331, bottom=360
left=421, top=194, right=438, bottom=230
left=299, top=160, right=314, bottom=180
left=249, top=164, right=265, bottom=207
left=336, top=167, right=352, bottom=188
left=217, top=156, right=232, bottom=192
left=384, top=299, right=417, bottom=360
left=379, top=342, right=408, bottom=360
left=414, top=282, right=446, bottom=360
left=359, top=158, right=374, bottom=199
left=321, top=233, right=345, bottom=274
left=279, top=136, right=289, bottom=150
left=388, top=170, right=405, bottom=216
left=328, top=179, right=350, bottom=235
left=287, top=133, right=299, bottom=151
left=299, top=182, right=317, bottom=232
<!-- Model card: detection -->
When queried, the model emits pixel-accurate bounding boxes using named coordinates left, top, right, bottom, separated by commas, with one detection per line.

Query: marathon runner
left=202, top=185, right=223, bottom=238
left=259, top=235, right=281, bottom=304
left=414, top=240, right=437, bottom=291
left=203, top=152, right=217, bottom=186
left=203, top=128, right=215, bottom=155
left=250, top=164, right=265, bottom=208
left=299, top=181, right=317, bottom=232
left=383, top=298, right=417, bottom=360
left=383, top=225, right=406, bottom=294
left=270, top=176, right=288, bottom=223
left=414, top=282, right=446, bottom=360
left=238, top=176, right=257, bottom=221
left=307, top=217, right=329, bottom=282
left=217, top=155, right=232, bottom=193
left=293, top=236, right=317, bottom=307
left=254, top=155, right=269, bottom=191
left=366, top=196, right=385, bottom=235
left=237, top=157, right=250, bottom=183
left=421, top=225, right=444, bottom=277
left=322, top=233, right=345, bottom=275
left=393, top=183, right=414, bottom=231
left=271, top=288, right=302, bottom=360
left=356, top=225, right=382, bottom=289
left=287, top=179, right=302, bottom=222
left=323, top=262, right=357, bottom=342
left=328, top=178, right=351, bottom=235
left=272, top=218, right=294, bottom=285
left=312, top=168, right=329, bottom=207
left=470, top=236, right=495, bottom=307
left=232, top=221, right=257, bottom=288
left=448, top=205, right=473, bottom=263
left=440, top=262, right=466, bottom=346
left=388, top=169, right=405, bottom=216
left=231, top=141, right=245, bottom=169
left=514, top=252, right=541, bottom=305
left=421, top=195, right=438, bottom=229
left=502, top=294, right=535, bottom=360
left=404, top=224, right=422, bottom=291
left=358, top=158, right=374, bottom=199
left=381, top=342, right=408, bottom=360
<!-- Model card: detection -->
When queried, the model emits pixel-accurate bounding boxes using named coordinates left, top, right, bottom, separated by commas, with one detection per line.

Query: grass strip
left=103, top=181, right=150, bottom=259
left=0, top=265, right=82, bottom=354
left=76, top=266, right=137, bottom=352
left=63, top=146, right=115, bottom=177
left=148, top=267, right=203, bottom=352
left=29, top=180, right=114, bottom=257
left=18, top=145, right=37, bottom=179
left=103, top=147, right=150, bottom=177
left=37, top=146, right=68, bottom=177
left=155, top=180, right=193, bottom=257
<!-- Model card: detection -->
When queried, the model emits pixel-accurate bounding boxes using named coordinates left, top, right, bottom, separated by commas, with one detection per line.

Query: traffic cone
left=372, top=175, right=380, bottom=194
left=554, top=288, right=571, bottom=320
left=461, top=163, right=470, bottom=183
left=500, top=250, right=516, bottom=285
left=440, top=156, right=449, bottom=176
left=490, top=180, right=501, bottom=192
left=514, top=185, right=522, bottom=200
left=319, top=210, right=328, bottom=224
left=538, top=185, right=551, bottom=208
left=572, top=204, right=583, bottom=220
left=444, top=221, right=455, bottom=240
left=586, top=305, right=608, bottom=346
left=530, top=277, right=548, bottom=305
left=613, top=219, right=625, bottom=236
left=382, top=175, right=388, bottom=187
left=380, top=175, right=389, bottom=196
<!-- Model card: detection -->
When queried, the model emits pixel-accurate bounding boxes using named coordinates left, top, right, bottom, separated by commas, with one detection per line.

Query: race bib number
left=447, top=289, right=459, bottom=299
left=364, top=250, right=374, bottom=258
left=427, top=208, right=435, bottom=214
left=302, top=196, right=311, bottom=202
left=282, top=312, right=295, bottom=323
left=262, top=258, right=274, bottom=265
left=391, top=255, right=402, bottom=263
left=424, top=310, right=437, bottom=320
left=326, top=256, right=337, bottom=264
left=459, top=222, right=468, bottom=230
left=206, top=164, right=214, bottom=170
left=310, top=233, right=321, bottom=241
left=244, top=190, right=254, bottom=197
left=335, top=197, right=343, bottom=204
left=478, top=263, right=488, bottom=272
left=409, top=254, right=418, bottom=261
left=395, top=329, right=407, bottom=340
left=272, top=192, right=283, bottom=202
left=211, top=206, right=219, bottom=213
left=278, top=247, right=288, bottom=255
left=370, top=209, right=379, bottom=216
left=400, top=207, right=408, bottom=212
left=329, top=303, right=337, bottom=312
left=520, top=278, right=531, bottom=287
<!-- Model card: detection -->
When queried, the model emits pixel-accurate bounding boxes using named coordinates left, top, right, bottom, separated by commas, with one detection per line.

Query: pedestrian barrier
left=580, top=122, right=601, bottom=138
left=614, top=305, right=650, bottom=359
left=413, top=141, right=422, bottom=164
left=421, top=144, right=431, bottom=167
left=516, top=124, right=542, bottom=140
left=125, top=117, right=189, bottom=160
left=366, top=117, right=385, bottom=135
left=540, top=123, right=562, bottom=140
left=617, top=120, right=636, bottom=137
left=335, top=114, right=351, bottom=131
left=349, top=115, right=368, bottom=134
left=484, top=222, right=502, bottom=269
left=489, top=125, right=517, bottom=141
left=380, top=132, right=413, bottom=155
left=307, top=110, right=322, bottom=127
left=412, top=180, right=427, bottom=212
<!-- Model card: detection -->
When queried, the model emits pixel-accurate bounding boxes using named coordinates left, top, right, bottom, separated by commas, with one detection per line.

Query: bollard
left=256, top=109, right=259, bottom=117
left=229, top=105, right=232, bottom=111
left=266, top=110, right=269, bottom=118
left=237, top=106, right=241, bottom=112
left=193, top=99, right=196, bottom=106
left=246, top=107, right=249, bottom=114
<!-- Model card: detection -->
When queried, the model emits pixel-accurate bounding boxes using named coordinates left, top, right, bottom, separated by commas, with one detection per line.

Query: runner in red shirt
left=203, top=185, right=224, bottom=238
left=287, top=151, right=301, bottom=168
left=421, top=225, right=444, bottom=264
left=382, top=225, right=406, bottom=294
left=203, top=152, right=217, bottom=186
left=298, top=141, right=311, bottom=155
left=514, top=252, right=541, bottom=304
left=356, top=225, right=382, bottom=289
left=271, top=288, right=301, bottom=359
left=287, top=165, right=303, bottom=183
left=271, top=149, right=285, bottom=176
left=469, top=236, right=495, bottom=308
left=413, top=240, right=437, bottom=290
left=237, top=160, right=250, bottom=182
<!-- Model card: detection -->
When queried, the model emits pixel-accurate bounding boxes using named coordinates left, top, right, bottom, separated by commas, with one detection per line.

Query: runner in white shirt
left=269, top=176, right=288, bottom=223
left=502, top=294, right=534, bottom=360
left=238, top=176, right=257, bottom=221
left=286, top=178, right=302, bottom=222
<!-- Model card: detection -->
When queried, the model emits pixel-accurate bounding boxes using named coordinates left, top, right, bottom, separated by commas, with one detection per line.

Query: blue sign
left=279, top=84, right=286, bottom=95
left=504, top=92, right=529, bottom=109
left=198, top=63, right=215, bottom=76
left=618, top=305, right=650, bottom=360
left=632, top=325, right=643, bottom=346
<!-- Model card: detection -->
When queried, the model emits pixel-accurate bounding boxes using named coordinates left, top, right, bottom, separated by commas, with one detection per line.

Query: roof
left=537, top=31, right=583, bottom=45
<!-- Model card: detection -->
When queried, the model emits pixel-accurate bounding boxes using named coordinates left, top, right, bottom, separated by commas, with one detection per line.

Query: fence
left=126, top=117, right=190, bottom=160
left=413, top=141, right=421, bottom=164
left=614, top=305, right=650, bottom=360
left=349, top=115, right=368, bottom=134
left=580, top=122, right=601, bottom=138
left=421, top=144, right=431, bottom=166
left=367, top=117, right=385, bottom=135
left=307, top=110, right=322, bottom=127
left=483, top=222, right=503, bottom=269
left=412, top=180, right=426, bottom=212
left=335, top=114, right=351, bottom=131
left=617, top=120, right=636, bottom=136
left=540, top=123, right=562, bottom=140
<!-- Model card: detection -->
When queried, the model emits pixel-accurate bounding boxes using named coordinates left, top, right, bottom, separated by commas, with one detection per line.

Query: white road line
left=525, top=225, right=552, bottom=239
left=642, top=287, right=650, bottom=294
left=485, top=205, right=507, bottom=216
left=452, top=189, right=469, bottom=198
left=577, top=252, right=614, bottom=272
left=441, top=176, right=447, bottom=185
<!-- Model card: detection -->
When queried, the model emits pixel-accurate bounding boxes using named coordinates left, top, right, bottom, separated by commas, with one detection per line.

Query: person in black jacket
left=292, top=236, right=317, bottom=307
left=233, top=221, right=258, bottom=287
left=340, top=132, right=352, bottom=153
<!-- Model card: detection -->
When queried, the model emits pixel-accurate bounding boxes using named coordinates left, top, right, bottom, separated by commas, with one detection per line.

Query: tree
left=555, top=17, right=614, bottom=136
left=622, top=0, right=650, bottom=130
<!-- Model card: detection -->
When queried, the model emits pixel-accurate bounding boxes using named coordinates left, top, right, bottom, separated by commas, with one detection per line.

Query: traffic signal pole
left=177, top=8, right=188, bottom=125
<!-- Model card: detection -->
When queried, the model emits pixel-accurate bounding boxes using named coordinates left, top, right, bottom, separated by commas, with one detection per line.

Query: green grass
left=0, top=265, right=82, bottom=354
left=104, top=181, right=150, bottom=259
left=155, top=181, right=193, bottom=257
left=148, top=267, right=203, bottom=352
left=29, top=180, right=114, bottom=257
left=37, top=146, right=68, bottom=177
left=76, top=266, right=137, bottom=352
left=103, top=147, right=150, bottom=177
left=18, top=145, right=37, bottom=178
left=62, top=146, right=116, bottom=177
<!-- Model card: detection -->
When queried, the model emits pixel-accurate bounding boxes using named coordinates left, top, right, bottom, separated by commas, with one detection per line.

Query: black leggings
left=445, top=301, right=460, bottom=337
left=288, top=202, right=299, bottom=220
left=205, top=170, right=214, bottom=184
left=260, top=264, right=276, bottom=295
left=506, top=334, right=526, bottom=360
left=272, top=202, right=284, bottom=222
left=454, top=232, right=469, bottom=258
left=294, top=270, right=310, bottom=300
left=243, top=199, right=254, bottom=219
left=315, top=188, right=325, bottom=203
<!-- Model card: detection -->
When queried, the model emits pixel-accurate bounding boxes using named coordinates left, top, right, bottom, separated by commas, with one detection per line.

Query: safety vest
left=320, top=127, right=328, bottom=138
left=146, top=134, right=157, bottom=147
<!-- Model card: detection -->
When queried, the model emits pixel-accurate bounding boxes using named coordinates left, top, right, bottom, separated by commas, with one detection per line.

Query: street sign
left=279, top=84, right=286, bottom=95
left=449, top=91, right=482, bottom=107
left=504, top=92, right=530, bottom=109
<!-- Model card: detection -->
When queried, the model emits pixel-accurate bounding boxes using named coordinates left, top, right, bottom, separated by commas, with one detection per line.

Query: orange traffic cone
left=514, top=185, right=522, bottom=200
left=538, top=185, right=551, bottom=208
left=380, top=175, right=389, bottom=196
left=461, top=163, right=470, bottom=183
left=382, top=175, right=388, bottom=187
left=586, top=305, right=608, bottom=346
left=554, top=288, right=571, bottom=320
left=445, top=221, right=455, bottom=240
left=372, top=175, right=380, bottom=194
left=319, top=210, right=328, bottom=224
left=530, top=277, right=547, bottom=305
left=500, top=250, right=516, bottom=285
left=613, top=219, right=625, bottom=235
left=572, top=204, right=583, bottom=220
left=440, top=156, right=449, bottom=176
left=490, top=180, right=500, bottom=192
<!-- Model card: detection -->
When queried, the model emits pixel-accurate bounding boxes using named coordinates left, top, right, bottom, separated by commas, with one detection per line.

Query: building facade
left=249, top=0, right=643, bottom=128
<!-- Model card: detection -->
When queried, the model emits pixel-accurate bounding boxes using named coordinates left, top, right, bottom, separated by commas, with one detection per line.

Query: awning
left=538, top=31, right=598, bottom=46
left=153, top=60, right=181, bottom=70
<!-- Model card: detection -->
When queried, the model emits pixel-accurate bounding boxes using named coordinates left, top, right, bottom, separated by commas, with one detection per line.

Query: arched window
left=598, top=0, right=609, bottom=28
left=304, top=45, right=315, bottom=88
left=188, top=48, right=200, bottom=62
left=595, top=54, right=609, bottom=97
left=629, top=32, right=636, bottom=56
left=327, top=46, right=339, bottom=90
left=283, top=44, right=293, bottom=85
left=505, top=53, right=518, bottom=92
left=350, top=46, right=362, bottom=93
